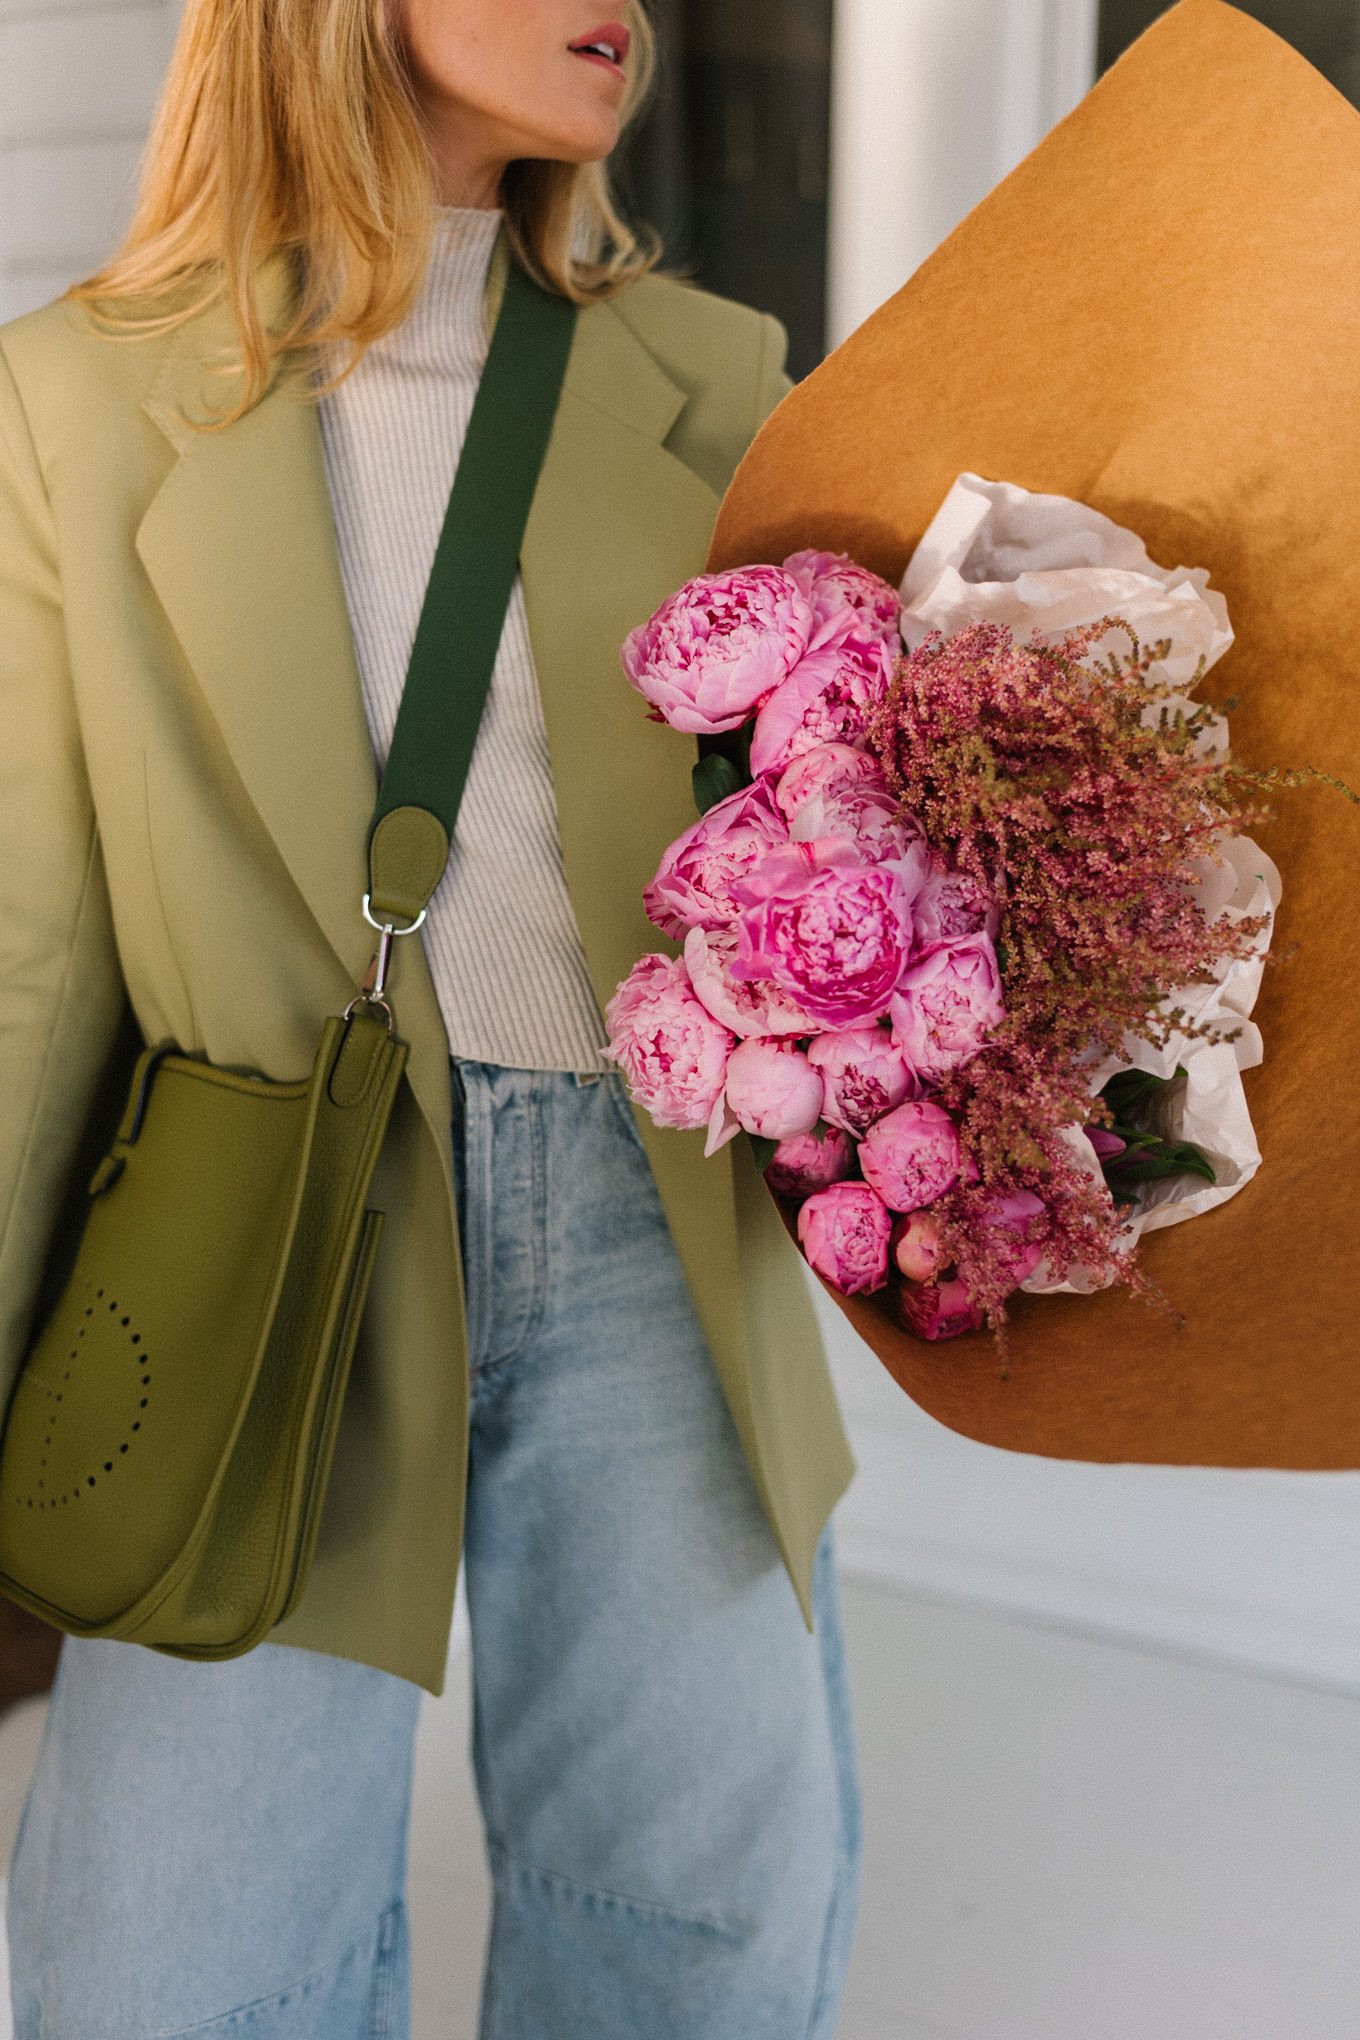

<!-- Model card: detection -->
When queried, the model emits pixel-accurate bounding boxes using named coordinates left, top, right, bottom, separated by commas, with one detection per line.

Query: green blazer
left=0, top=224, right=855, bottom=1694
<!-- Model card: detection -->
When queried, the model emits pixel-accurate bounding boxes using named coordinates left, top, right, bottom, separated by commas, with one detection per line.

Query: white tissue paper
left=895, top=473, right=1279, bottom=1293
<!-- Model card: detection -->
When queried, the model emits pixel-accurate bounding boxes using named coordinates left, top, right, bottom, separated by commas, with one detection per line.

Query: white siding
left=0, top=0, right=180, bottom=317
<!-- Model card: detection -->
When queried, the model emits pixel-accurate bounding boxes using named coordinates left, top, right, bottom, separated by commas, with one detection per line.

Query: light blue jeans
left=6, top=1060, right=862, bottom=2038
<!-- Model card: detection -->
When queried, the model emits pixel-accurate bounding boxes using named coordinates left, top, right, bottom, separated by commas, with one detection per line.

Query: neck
left=411, top=100, right=510, bottom=208
left=431, top=163, right=506, bottom=208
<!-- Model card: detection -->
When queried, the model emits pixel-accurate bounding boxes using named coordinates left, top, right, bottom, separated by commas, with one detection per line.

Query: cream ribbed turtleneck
left=312, top=203, right=610, bottom=1073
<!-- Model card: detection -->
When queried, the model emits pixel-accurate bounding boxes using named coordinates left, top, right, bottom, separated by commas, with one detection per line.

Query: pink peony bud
left=723, top=1037, right=824, bottom=1142
left=807, top=1024, right=918, bottom=1135
left=774, top=741, right=888, bottom=822
left=890, top=933, right=1005, bottom=1086
left=782, top=548, right=904, bottom=649
left=910, top=855, right=1002, bottom=948
left=730, top=837, right=922, bottom=1030
left=604, top=954, right=734, bottom=1131
left=787, top=782, right=927, bottom=869
left=858, top=1099, right=962, bottom=1213
left=891, top=1210, right=946, bottom=1283
left=750, top=628, right=898, bottom=777
left=977, top=1188, right=1048, bottom=1287
left=765, top=1124, right=857, bottom=1199
left=642, top=776, right=789, bottom=938
left=1083, top=1125, right=1127, bottom=1161
left=797, top=1182, right=894, bottom=1295
left=894, top=1275, right=985, bottom=1341
left=620, top=565, right=815, bottom=734
left=683, top=925, right=820, bottom=1039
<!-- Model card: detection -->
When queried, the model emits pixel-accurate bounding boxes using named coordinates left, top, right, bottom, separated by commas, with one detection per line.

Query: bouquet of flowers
left=604, top=473, right=1289, bottom=1346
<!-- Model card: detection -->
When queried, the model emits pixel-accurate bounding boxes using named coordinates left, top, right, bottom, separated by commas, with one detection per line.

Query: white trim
left=1043, top=0, right=1101, bottom=128
left=827, top=0, right=1099, bottom=345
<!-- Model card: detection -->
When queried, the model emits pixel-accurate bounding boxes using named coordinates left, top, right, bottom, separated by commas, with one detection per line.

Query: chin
left=530, top=103, right=620, bottom=165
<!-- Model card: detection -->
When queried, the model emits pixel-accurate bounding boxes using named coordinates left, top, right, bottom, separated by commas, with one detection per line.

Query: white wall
left=0, top=0, right=179, bottom=320
left=824, top=0, right=1360, bottom=1696
left=820, top=1271, right=1360, bottom=1696
left=827, top=0, right=1097, bottom=344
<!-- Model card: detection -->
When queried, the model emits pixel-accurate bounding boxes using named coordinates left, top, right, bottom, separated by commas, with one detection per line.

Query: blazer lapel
left=135, top=256, right=379, bottom=1002
left=132, top=249, right=460, bottom=1197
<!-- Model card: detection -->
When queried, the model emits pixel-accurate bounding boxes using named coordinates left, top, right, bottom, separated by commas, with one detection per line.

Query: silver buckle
left=361, top=893, right=427, bottom=937
left=342, top=893, right=428, bottom=1035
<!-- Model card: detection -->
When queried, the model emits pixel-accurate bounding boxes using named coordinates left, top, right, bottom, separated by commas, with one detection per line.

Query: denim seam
left=467, top=1621, right=500, bottom=1844
left=802, top=1821, right=851, bottom=2039
left=597, top=1066, right=649, bottom=1158
left=367, top=1897, right=403, bottom=2040
left=466, top=1083, right=552, bottom=1388
left=484, top=1835, right=747, bottom=1943
left=461, top=1071, right=490, bottom=1375
left=149, top=1906, right=387, bottom=2036
left=478, top=1878, right=508, bottom=2040
left=526, top=1083, right=549, bottom=1350
left=474, top=1079, right=549, bottom=1377
left=802, top=1535, right=863, bottom=2037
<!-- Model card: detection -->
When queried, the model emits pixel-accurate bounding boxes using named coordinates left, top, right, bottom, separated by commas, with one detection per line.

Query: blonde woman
left=0, top=1, right=862, bottom=2032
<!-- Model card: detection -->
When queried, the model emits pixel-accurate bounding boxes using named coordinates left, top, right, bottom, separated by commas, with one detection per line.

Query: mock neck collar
left=365, top=203, right=503, bottom=368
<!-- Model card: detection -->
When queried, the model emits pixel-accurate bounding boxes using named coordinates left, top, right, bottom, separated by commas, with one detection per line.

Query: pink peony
left=620, top=565, right=813, bottom=734
left=774, top=741, right=888, bottom=822
left=604, top=954, right=734, bottom=1130
left=730, top=838, right=922, bottom=1029
left=890, top=1210, right=946, bottom=1283
left=683, top=925, right=820, bottom=1038
left=749, top=628, right=898, bottom=776
left=764, top=1124, right=857, bottom=1199
left=807, top=1024, right=918, bottom=1135
left=891, top=934, right=1005, bottom=1085
left=643, top=777, right=789, bottom=938
left=894, top=1275, right=985, bottom=1341
left=788, top=782, right=927, bottom=868
left=797, top=1182, right=894, bottom=1295
left=712, top=1038, right=824, bottom=1151
left=910, top=856, right=1002, bottom=949
left=977, top=1188, right=1048, bottom=1287
left=858, top=1099, right=962, bottom=1212
left=782, top=548, right=904, bottom=649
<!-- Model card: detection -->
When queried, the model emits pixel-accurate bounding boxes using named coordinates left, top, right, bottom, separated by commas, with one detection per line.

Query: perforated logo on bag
left=9, top=1280, right=152, bottom=1510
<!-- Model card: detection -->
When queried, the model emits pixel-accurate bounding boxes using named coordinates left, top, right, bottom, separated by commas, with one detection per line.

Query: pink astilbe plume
left=865, top=616, right=1276, bottom=1337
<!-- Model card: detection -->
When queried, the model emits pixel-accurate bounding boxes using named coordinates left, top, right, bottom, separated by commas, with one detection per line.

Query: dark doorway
left=612, top=0, right=834, bottom=382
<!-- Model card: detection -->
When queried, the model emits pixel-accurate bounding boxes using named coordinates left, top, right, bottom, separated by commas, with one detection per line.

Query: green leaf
left=1105, top=1136, right=1216, bottom=1188
left=747, top=1133, right=779, bottom=1175
left=1099, top=1065, right=1188, bottom=1119
left=692, top=752, right=744, bottom=815
left=1163, top=1141, right=1218, bottom=1185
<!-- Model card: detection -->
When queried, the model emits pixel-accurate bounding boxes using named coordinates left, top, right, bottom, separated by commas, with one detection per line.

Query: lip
left=567, top=18, right=631, bottom=75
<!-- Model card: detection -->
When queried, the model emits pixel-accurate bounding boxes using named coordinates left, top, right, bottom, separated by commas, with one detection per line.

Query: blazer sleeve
left=0, top=338, right=128, bottom=1410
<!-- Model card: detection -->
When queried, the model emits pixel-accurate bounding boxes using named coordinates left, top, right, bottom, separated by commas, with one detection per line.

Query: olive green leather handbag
left=0, top=253, right=577, bottom=1659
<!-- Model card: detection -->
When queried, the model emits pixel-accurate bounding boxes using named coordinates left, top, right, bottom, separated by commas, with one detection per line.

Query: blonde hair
left=63, top=0, right=664, bottom=430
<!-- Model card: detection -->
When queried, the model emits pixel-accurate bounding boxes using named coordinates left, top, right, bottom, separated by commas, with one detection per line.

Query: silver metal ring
left=341, top=989, right=396, bottom=1035
left=362, top=891, right=426, bottom=935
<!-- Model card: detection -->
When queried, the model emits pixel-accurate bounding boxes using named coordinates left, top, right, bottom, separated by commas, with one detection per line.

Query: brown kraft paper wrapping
left=707, top=0, right=1360, bottom=1468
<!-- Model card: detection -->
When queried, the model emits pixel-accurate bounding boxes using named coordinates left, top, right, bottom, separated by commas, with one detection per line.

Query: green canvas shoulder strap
left=361, top=249, right=578, bottom=945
